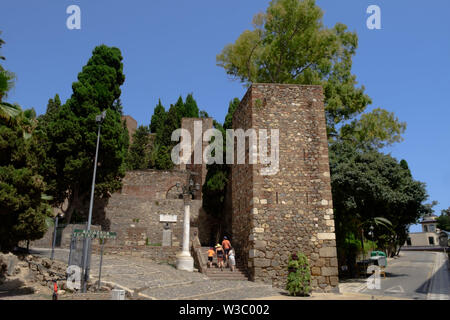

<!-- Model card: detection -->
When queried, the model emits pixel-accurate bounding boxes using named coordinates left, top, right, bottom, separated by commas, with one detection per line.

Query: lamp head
left=96, top=110, right=107, bottom=123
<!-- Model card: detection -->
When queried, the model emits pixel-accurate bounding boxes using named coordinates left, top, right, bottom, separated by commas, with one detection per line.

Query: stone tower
left=179, top=117, right=213, bottom=200
left=231, top=83, right=338, bottom=292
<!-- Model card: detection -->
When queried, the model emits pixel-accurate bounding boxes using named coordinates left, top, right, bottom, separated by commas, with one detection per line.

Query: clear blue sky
left=1, top=0, right=449, bottom=231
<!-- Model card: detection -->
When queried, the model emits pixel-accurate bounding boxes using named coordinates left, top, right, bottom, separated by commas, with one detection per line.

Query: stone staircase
left=199, top=247, right=249, bottom=281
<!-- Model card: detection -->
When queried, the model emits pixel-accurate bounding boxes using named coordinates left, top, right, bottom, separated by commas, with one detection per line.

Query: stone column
left=176, top=196, right=194, bottom=271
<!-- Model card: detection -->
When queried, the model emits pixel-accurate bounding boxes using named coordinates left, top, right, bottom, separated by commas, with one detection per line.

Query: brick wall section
left=105, top=194, right=203, bottom=246
left=121, top=115, right=137, bottom=144
left=232, top=83, right=338, bottom=292
left=92, top=245, right=180, bottom=265
left=121, top=170, right=188, bottom=199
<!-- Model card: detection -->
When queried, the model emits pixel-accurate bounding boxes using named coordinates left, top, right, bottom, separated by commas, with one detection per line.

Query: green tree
left=202, top=99, right=240, bottom=221
left=329, top=142, right=430, bottom=261
left=217, top=0, right=405, bottom=146
left=150, top=99, right=166, bottom=134
left=183, top=93, right=200, bottom=118
left=126, top=125, right=151, bottom=170
left=37, top=94, right=61, bottom=125
left=38, top=45, right=129, bottom=223
left=112, top=98, right=124, bottom=115
left=0, top=32, right=18, bottom=123
left=437, top=207, right=450, bottom=232
left=0, top=105, right=51, bottom=251
left=223, top=98, right=240, bottom=130
left=199, top=110, right=210, bottom=118
left=155, top=145, right=173, bottom=170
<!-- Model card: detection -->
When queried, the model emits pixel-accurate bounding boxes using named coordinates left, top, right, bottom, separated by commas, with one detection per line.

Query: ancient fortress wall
left=104, top=170, right=207, bottom=247
left=231, top=83, right=338, bottom=292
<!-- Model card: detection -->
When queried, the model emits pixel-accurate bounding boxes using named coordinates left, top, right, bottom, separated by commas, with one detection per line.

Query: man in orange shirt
left=207, top=247, right=215, bottom=268
left=222, top=236, right=231, bottom=265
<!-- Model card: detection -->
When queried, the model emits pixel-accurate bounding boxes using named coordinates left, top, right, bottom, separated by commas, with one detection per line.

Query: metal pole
left=51, top=216, right=59, bottom=260
left=98, top=239, right=104, bottom=290
left=82, top=123, right=102, bottom=292
left=68, top=235, right=74, bottom=267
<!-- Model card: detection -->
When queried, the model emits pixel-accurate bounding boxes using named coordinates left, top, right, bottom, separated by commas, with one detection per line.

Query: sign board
left=73, top=229, right=117, bottom=239
left=160, top=214, right=177, bottom=223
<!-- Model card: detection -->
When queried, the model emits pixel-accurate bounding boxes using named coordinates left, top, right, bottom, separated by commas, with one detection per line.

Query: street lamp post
left=369, top=225, right=375, bottom=252
left=81, top=111, right=106, bottom=293
left=51, top=213, right=63, bottom=260
left=175, top=173, right=200, bottom=272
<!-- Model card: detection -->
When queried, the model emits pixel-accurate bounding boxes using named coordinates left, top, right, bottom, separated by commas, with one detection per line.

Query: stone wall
left=28, top=224, right=101, bottom=249
left=121, top=115, right=138, bottom=144
left=120, top=170, right=188, bottom=199
left=104, top=193, right=203, bottom=247
left=104, top=170, right=211, bottom=247
left=231, top=83, right=338, bottom=292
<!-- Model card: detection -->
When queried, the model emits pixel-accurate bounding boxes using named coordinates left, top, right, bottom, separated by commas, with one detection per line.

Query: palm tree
left=358, top=216, right=393, bottom=259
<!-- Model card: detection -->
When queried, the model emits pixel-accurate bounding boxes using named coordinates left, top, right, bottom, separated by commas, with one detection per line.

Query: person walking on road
left=207, top=247, right=215, bottom=268
left=228, top=247, right=236, bottom=272
left=222, top=236, right=231, bottom=265
left=215, top=244, right=225, bottom=271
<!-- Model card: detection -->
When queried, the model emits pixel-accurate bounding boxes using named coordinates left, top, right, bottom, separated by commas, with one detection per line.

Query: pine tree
left=39, top=45, right=129, bottom=223
left=184, top=93, right=200, bottom=118
left=0, top=105, right=50, bottom=251
left=150, top=99, right=166, bottom=134
left=126, top=125, right=151, bottom=170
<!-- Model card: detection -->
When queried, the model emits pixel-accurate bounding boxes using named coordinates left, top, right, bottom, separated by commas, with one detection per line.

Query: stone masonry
left=231, top=83, right=338, bottom=292
left=105, top=170, right=205, bottom=247
left=179, top=118, right=213, bottom=200
left=121, top=115, right=138, bottom=144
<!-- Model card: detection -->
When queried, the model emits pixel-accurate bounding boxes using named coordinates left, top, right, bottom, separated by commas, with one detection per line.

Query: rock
left=0, top=253, right=19, bottom=276
left=100, top=286, right=111, bottom=292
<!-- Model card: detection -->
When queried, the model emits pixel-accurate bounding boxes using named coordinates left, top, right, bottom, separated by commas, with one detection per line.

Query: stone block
left=317, top=233, right=336, bottom=240
left=253, top=258, right=271, bottom=267
left=319, top=247, right=337, bottom=258
left=330, top=276, right=339, bottom=286
left=311, top=267, right=321, bottom=276
left=321, top=267, right=338, bottom=276
left=254, top=240, right=267, bottom=249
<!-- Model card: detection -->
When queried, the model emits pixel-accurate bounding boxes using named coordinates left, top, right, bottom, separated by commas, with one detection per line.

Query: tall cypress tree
left=184, top=93, right=200, bottom=118
left=39, top=45, right=129, bottom=223
left=126, top=125, right=151, bottom=170
left=150, top=99, right=166, bottom=134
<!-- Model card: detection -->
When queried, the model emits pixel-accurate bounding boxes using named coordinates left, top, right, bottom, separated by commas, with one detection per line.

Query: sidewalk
left=253, top=292, right=411, bottom=300
left=427, top=252, right=450, bottom=300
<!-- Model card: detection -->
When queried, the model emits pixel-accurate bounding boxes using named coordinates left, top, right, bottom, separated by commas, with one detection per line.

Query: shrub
left=286, top=251, right=311, bottom=296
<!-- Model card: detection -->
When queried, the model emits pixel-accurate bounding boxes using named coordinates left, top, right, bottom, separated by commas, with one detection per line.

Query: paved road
left=29, top=248, right=450, bottom=300
left=339, top=251, right=450, bottom=300
left=31, top=248, right=283, bottom=300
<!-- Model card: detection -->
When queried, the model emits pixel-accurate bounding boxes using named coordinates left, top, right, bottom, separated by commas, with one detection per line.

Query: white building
left=405, top=215, right=440, bottom=247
